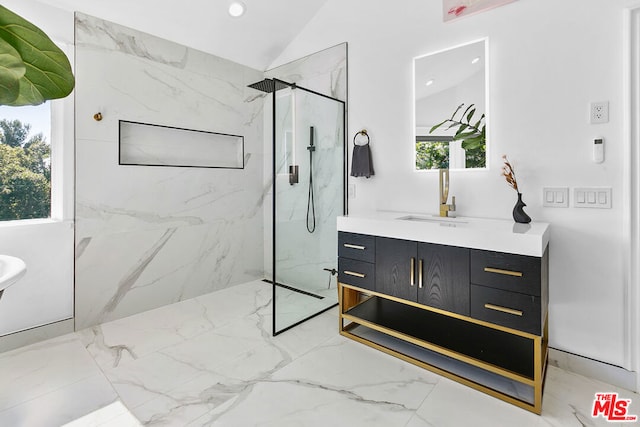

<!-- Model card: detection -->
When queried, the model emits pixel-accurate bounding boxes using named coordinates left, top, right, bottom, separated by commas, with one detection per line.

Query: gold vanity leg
left=342, top=286, right=360, bottom=311
left=338, top=283, right=361, bottom=332
left=533, top=313, right=549, bottom=414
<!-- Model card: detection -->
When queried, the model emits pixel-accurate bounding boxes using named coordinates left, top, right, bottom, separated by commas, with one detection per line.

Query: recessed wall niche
left=119, top=120, right=244, bottom=169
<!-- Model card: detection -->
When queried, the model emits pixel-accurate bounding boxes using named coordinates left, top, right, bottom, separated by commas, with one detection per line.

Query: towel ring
left=353, top=129, right=370, bottom=146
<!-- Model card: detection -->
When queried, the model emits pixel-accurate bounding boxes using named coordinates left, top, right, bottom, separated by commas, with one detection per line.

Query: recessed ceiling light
left=228, top=1, right=246, bottom=17
left=471, top=57, right=481, bottom=64
left=426, top=79, right=434, bottom=86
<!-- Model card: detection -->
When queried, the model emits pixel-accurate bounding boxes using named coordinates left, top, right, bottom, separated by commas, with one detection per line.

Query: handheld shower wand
left=306, top=126, right=316, bottom=233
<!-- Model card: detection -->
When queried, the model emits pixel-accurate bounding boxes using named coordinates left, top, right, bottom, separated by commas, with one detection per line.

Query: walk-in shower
left=249, top=78, right=346, bottom=335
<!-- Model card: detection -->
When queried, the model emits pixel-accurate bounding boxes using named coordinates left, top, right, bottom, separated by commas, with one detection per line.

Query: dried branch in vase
left=501, top=155, right=519, bottom=192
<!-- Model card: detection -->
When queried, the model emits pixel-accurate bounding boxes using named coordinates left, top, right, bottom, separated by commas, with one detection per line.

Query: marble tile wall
left=265, top=43, right=348, bottom=102
left=74, top=14, right=265, bottom=329
left=262, top=43, right=348, bottom=282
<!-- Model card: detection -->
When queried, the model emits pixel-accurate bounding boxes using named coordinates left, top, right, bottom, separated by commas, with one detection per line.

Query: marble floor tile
left=0, top=374, right=118, bottom=427
left=195, top=335, right=439, bottom=426
left=408, top=377, right=548, bottom=427
left=268, top=307, right=339, bottom=359
left=273, top=286, right=337, bottom=332
left=192, top=381, right=422, bottom=427
left=195, top=280, right=272, bottom=322
left=0, top=335, right=103, bottom=412
left=78, top=298, right=217, bottom=370
left=127, top=372, right=237, bottom=426
left=269, top=335, right=440, bottom=410
left=0, top=280, right=638, bottom=427
left=542, top=365, right=640, bottom=427
left=62, top=401, right=142, bottom=427
left=103, top=351, right=209, bottom=409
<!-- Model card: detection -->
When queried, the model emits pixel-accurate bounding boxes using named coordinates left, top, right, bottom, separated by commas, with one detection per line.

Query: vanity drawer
left=470, top=249, right=541, bottom=296
left=470, top=285, right=541, bottom=335
left=338, top=258, right=375, bottom=291
left=338, top=232, right=375, bottom=263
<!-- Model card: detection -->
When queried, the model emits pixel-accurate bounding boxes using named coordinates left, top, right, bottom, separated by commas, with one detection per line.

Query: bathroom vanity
left=337, top=212, right=549, bottom=414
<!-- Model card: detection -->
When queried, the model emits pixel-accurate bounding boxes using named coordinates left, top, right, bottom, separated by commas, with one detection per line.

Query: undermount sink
left=0, top=255, right=27, bottom=294
left=396, top=215, right=468, bottom=225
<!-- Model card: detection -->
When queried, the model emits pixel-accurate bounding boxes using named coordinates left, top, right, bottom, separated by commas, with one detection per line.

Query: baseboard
left=548, top=347, right=637, bottom=392
left=0, top=319, right=74, bottom=353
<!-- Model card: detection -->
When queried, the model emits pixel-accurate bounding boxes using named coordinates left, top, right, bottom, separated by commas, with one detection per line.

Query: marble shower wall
left=265, top=43, right=348, bottom=102
left=262, top=43, right=348, bottom=280
left=74, top=14, right=265, bottom=329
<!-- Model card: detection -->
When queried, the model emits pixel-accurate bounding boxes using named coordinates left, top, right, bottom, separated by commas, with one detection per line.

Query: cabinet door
left=417, top=243, right=470, bottom=316
left=375, top=237, right=417, bottom=302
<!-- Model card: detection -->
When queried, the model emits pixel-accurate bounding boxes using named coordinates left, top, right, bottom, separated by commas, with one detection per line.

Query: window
left=0, top=103, right=52, bottom=221
left=0, top=39, right=73, bottom=224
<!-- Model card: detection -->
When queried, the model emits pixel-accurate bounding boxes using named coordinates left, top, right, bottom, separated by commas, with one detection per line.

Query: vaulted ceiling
left=36, top=0, right=329, bottom=70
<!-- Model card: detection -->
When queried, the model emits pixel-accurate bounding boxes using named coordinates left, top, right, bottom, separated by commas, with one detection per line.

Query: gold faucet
left=439, top=169, right=456, bottom=217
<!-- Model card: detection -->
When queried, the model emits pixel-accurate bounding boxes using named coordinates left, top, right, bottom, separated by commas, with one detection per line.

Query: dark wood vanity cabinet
left=374, top=237, right=415, bottom=301
left=374, top=237, right=470, bottom=316
left=469, top=248, right=548, bottom=335
left=417, top=243, right=470, bottom=316
left=338, top=230, right=550, bottom=414
left=338, top=232, right=376, bottom=291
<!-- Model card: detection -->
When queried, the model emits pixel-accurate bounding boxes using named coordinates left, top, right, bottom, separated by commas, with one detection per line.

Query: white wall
left=272, top=0, right=632, bottom=369
left=0, top=1, right=75, bottom=340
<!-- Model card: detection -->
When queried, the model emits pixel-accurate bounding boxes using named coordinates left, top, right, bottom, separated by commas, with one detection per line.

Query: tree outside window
left=0, top=107, right=51, bottom=221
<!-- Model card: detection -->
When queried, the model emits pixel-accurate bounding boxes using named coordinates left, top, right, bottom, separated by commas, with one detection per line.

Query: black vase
left=513, top=192, right=531, bottom=224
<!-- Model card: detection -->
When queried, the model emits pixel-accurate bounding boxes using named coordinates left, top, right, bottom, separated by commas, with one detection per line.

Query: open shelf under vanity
left=339, top=285, right=548, bottom=413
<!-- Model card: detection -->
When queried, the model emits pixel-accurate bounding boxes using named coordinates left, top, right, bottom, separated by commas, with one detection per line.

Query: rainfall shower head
left=247, top=78, right=294, bottom=93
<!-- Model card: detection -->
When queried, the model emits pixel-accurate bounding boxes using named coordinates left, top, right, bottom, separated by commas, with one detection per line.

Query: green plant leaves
left=0, top=38, right=25, bottom=104
left=0, top=6, right=74, bottom=106
left=429, top=103, right=486, bottom=154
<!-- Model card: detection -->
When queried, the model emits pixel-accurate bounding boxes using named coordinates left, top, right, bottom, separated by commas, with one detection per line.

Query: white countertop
left=337, top=211, right=550, bottom=257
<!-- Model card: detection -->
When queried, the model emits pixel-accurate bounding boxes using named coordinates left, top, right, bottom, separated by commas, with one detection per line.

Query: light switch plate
left=543, top=187, right=569, bottom=208
left=574, top=187, right=612, bottom=208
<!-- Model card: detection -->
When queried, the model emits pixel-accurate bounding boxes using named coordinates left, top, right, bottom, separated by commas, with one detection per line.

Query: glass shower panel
left=273, top=84, right=345, bottom=334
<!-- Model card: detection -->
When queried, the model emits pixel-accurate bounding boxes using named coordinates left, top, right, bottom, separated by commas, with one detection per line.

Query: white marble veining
left=338, top=211, right=550, bottom=257
left=0, top=279, right=636, bottom=426
left=266, top=43, right=348, bottom=102
left=74, top=14, right=265, bottom=329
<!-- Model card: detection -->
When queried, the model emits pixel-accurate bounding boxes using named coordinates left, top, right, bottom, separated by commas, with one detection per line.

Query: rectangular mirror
left=414, top=39, right=488, bottom=170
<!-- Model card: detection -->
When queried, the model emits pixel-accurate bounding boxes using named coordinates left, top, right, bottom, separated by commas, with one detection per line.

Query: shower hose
left=307, top=126, right=316, bottom=233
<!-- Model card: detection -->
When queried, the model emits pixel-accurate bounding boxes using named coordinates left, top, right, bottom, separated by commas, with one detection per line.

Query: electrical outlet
left=348, top=184, right=356, bottom=199
left=590, top=101, right=609, bottom=124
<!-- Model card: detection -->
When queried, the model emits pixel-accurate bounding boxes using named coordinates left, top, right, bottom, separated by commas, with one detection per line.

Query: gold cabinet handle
left=344, top=270, right=365, bottom=278
left=484, top=267, right=523, bottom=277
left=343, top=244, right=366, bottom=250
left=418, top=259, right=423, bottom=289
left=410, top=257, right=415, bottom=286
left=484, top=303, right=523, bottom=317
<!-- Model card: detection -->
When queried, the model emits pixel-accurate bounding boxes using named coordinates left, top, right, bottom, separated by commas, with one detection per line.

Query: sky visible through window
left=0, top=103, right=51, bottom=143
